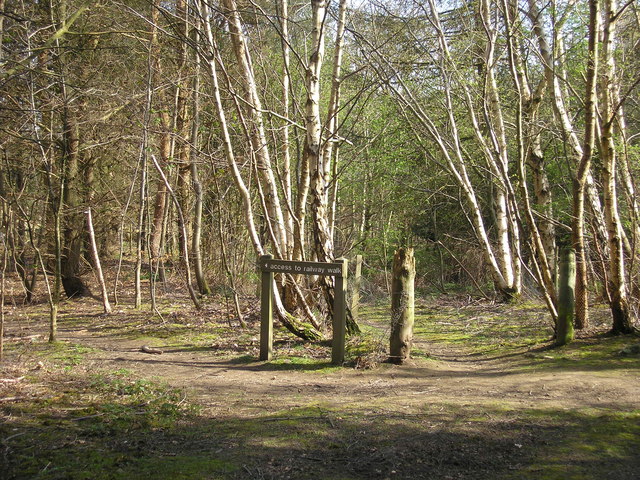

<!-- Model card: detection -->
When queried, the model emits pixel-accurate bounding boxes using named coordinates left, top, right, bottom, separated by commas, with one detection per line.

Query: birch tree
left=353, top=0, right=522, bottom=300
left=599, top=0, right=636, bottom=333
left=197, top=0, right=323, bottom=340
left=528, top=0, right=608, bottom=329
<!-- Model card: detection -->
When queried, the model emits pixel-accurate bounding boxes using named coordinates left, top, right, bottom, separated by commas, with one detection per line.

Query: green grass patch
left=266, top=356, right=341, bottom=373
left=26, top=341, right=98, bottom=370
left=520, top=335, right=640, bottom=372
left=412, top=302, right=554, bottom=355
left=511, top=408, right=640, bottom=480
left=1, top=367, right=217, bottom=480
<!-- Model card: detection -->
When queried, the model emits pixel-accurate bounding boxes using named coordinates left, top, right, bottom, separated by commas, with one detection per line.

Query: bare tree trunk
left=528, top=0, right=611, bottom=328
left=26, top=13, right=60, bottom=338
left=114, top=139, right=146, bottom=306
left=60, top=104, right=88, bottom=298
left=502, top=0, right=557, bottom=316
left=134, top=150, right=147, bottom=309
left=390, top=248, right=415, bottom=364
left=323, top=0, right=348, bottom=236
left=358, top=0, right=518, bottom=300
left=600, top=0, right=635, bottom=334
left=214, top=176, right=245, bottom=328
left=198, top=0, right=322, bottom=340
left=478, top=0, right=520, bottom=297
left=86, top=208, right=111, bottom=314
left=151, top=155, right=201, bottom=310
left=279, top=0, right=295, bottom=257
left=0, top=0, right=5, bottom=69
left=305, top=0, right=359, bottom=334
left=351, top=254, right=363, bottom=322
left=307, top=0, right=330, bottom=265
left=49, top=161, right=63, bottom=342
left=148, top=1, right=169, bottom=286
left=222, top=0, right=288, bottom=256
left=556, top=247, right=576, bottom=346
left=572, top=0, right=601, bottom=330
left=190, top=44, right=210, bottom=296
left=134, top=45, right=154, bottom=309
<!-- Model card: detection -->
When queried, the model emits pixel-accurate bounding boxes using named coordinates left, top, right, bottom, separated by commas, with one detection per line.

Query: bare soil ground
left=1, top=285, right=640, bottom=479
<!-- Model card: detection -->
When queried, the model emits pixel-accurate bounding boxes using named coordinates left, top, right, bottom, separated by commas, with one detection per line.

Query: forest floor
left=1, top=277, right=640, bottom=479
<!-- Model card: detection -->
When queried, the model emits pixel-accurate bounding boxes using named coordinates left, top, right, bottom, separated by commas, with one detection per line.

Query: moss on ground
left=2, top=297, right=639, bottom=479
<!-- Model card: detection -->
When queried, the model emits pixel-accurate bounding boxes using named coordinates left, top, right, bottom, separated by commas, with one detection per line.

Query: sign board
left=259, top=258, right=345, bottom=277
left=259, top=254, right=347, bottom=365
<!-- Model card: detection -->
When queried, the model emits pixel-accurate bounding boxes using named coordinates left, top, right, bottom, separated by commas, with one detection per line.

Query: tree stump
left=389, top=247, right=416, bottom=364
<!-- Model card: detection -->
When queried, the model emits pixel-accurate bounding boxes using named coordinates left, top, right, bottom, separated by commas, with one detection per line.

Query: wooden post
left=351, top=254, right=362, bottom=322
left=260, top=254, right=274, bottom=360
left=555, top=247, right=575, bottom=346
left=332, top=258, right=348, bottom=365
left=389, top=248, right=415, bottom=364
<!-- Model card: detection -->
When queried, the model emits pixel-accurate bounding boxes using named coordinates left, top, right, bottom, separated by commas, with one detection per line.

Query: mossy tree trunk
left=390, top=248, right=416, bottom=364
left=556, top=248, right=576, bottom=346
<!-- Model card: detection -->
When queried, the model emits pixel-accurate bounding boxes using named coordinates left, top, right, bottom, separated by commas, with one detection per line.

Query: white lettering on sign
left=261, top=259, right=344, bottom=277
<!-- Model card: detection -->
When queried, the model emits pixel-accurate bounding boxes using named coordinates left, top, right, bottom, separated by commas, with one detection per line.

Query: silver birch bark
left=305, top=0, right=359, bottom=333
left=363, top=0, right=516, bottom=298
left=279, top=0, right=295, bottom=257
left=478, top=0, right=520, bottom=296
left=222, top=0, right=288, bottom=257
left=502, top=0, right=557, bottom=316
left=198, top=0, right=322, bottom=340
left=425, top=0, right=518, bottom=297
left=600, top=0, right=635, bottom=333
left=360, top=48, right=512, bottom=296
left=572, top=0, right=600, bottom=330
left=323, top=0, right=348, bottom=237
left=528, top=0, right=603, bottom=328
left=527, top=0, right=607, bottom=250
left=307, top=0, right=330, bottom=262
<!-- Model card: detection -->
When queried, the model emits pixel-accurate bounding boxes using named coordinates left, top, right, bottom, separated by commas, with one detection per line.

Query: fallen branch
left=6, top=335, right=42, bottom=342
left=140, top=345, right=163, bottom=355
left=0, top=376, right=25, bottom=383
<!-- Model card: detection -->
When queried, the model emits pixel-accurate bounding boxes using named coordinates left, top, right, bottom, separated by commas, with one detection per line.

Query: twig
left=6, top=335, right=42, bottom=342
left=3, top=431, right=26, bottom=442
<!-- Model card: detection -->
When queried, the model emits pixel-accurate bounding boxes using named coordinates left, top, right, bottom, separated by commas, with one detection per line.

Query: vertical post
left=351, top=254, right=362, bottom=321
left=389, top=247, right=416, bottom=364
left=260, top=254, right=273, bottom=361
left=332, top=258, right=348, bottom=365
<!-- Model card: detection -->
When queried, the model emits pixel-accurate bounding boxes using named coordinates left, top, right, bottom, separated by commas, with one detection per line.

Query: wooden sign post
left=259, top=255, right=348, bottom=365
left=260, top=254, right=274, bottom=362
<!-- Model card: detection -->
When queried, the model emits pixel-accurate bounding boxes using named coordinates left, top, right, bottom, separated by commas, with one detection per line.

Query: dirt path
left=53, top=320, right=640, bottom=417
left=4, top=299, right=640, bottom=480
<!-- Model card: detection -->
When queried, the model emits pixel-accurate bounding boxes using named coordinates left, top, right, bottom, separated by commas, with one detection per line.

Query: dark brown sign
left=259, top=258, right=346, bottom=277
